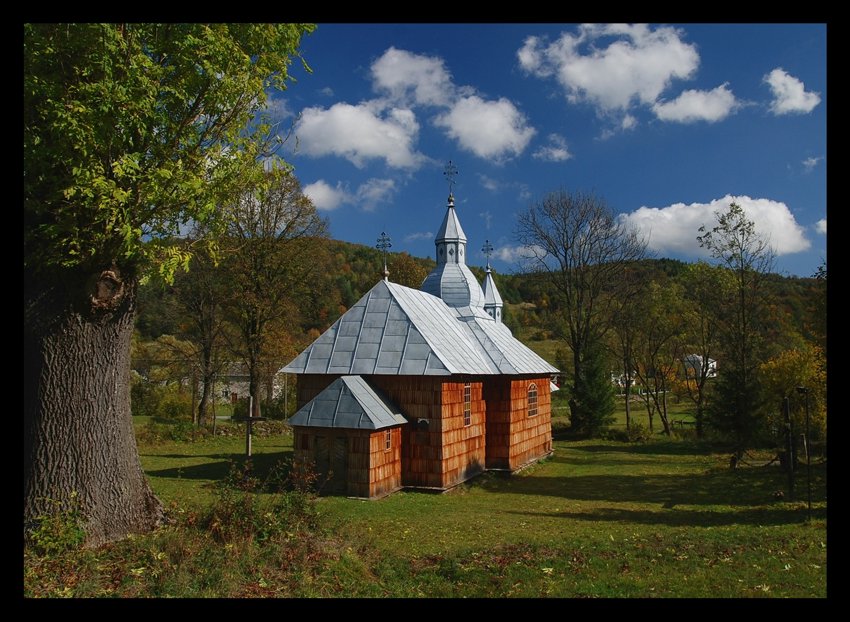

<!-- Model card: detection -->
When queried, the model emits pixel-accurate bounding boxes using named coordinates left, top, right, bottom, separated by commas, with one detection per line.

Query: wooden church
left=283, top=184, right=558, bottom=499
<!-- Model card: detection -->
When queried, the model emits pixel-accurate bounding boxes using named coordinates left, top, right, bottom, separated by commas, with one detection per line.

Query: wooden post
left=246, top=395, right=253, bottom=457
left=783, top=396, right=794, bottom=500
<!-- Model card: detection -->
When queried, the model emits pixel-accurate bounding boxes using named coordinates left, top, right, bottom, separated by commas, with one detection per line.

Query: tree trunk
left=24, top=269, right=165, bottom=547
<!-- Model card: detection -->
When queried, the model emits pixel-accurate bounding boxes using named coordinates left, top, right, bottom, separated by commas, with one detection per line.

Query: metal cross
left=376, top=231, right=392, bottom=278
left=482, top=239, right=494, bottom=268
left=443, top=160, right=458, bottom=195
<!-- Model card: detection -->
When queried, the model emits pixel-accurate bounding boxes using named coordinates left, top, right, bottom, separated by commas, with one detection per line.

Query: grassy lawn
left=110, top=419, right=828, bottom=598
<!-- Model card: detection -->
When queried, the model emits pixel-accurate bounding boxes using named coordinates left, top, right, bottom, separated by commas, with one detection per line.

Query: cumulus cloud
left=533, top=133, right=573, bottom=161
left=815, top=219, right=826, bottom=235
left=434, top=95, right=536, bottom=161
left=355, top=178, right=397, bottom=211
left=619, top=195, right=810, bottom=257
left=518, top=24, right=699, bottom=114
left=802, top=156, right=824, bottom=173
left=653, top=83, right=739, bottom=123
left=764, top=68, right=821, bottom=115
left=295, top=102, right=425, bottom=169
left=371, top=47, right=454, bottom=107
left=303, top=179, right=350, bottom=211
left=303, top=178, right=397, bottom=212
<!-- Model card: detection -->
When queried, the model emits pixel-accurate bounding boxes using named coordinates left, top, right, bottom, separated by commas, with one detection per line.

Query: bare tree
left=516, top=190, right=649, bottom=436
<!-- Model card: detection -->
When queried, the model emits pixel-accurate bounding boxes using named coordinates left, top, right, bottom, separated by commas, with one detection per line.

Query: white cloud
left=304, top=177, right=397, bottom=212
left=303, top=179, right=350, bottom=211
left=319, top=87, right=334, bottom=97
left=533, top=133, right=573, bottom=162
left=494, top=244, right=546, bottom=263
left=405, top=231, right=434, bottom=242
left=295, top=102, right=425, bottom=169
left=802, top=156, right=824, bottom=173
left=434, top=96, right=536, bottom=161
left=355, top=178, right=397, bottom=211
left=815, top=219, right=826, bottom=235
left=653, top=83, right=739, bottom=123
left=478, top=174, right=501, bottom=192
left=371, top=47, right=454, bottom=107
left=764, top=68, right=821, bottom=115
left=518, top=24, right=699, bottom=114
left=619, top=195, right=810, bottom=257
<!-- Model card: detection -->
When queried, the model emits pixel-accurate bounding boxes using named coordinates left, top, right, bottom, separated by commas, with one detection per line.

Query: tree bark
left=24, top=268, right=165, bottom=547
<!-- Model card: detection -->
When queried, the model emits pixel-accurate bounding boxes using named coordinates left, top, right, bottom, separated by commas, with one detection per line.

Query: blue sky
left=271, top=23, right=826, bottom=278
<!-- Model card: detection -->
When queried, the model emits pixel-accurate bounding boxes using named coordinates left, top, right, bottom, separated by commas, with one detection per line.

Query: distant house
left=682, top=354, right=717, bottom=379
left=282, top=190, right=558, bottom=499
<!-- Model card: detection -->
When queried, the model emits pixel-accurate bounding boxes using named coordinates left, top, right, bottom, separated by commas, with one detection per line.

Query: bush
left=203, top=461, right=318, bottom=544
left=26, top=492, right=86, bottom=556
left=138, top=420, right=211, bottom=444
left=131, top=379, right=164, bottom=419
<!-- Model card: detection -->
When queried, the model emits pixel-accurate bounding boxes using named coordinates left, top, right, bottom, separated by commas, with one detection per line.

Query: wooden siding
left=367, top=376, right=444, bottom=488
left=484, top=376, right=552, bottom=470
left=292, top=426, right=402, bottom=499
left=438, top=380, right=486, bottom=488
left=296, top=374, right=340, bottom=409
left=293, top=373, right=550, bottom=494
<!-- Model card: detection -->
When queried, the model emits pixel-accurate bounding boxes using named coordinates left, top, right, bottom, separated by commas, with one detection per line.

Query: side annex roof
left=288, top=375, right=407, bottom=430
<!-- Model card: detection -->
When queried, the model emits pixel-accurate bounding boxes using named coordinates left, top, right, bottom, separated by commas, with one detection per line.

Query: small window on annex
left=385, top=429, right=392, bottom=451
left=463, top=383, right=471, bottom=427
left=527, top=383, right=538, bottom=417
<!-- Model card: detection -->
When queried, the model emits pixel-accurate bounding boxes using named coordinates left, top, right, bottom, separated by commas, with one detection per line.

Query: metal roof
left=282, top=280, right=557, bottom=377
left=421, top=262, right=486, bottom=308
left=434, top=201, right=466, bottom=242
left=482, top=268, right=503, bottom=307
left=288, top=375, right=407, bottom=430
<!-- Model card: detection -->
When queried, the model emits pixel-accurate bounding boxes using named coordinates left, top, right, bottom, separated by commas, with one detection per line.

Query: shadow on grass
left=570, top=441, right=730, bottom=457
left=477, top=463, right=826, bottom=508
left=145, top=450, right=293, bottom=482
left=506, top=504, right=825, bottom=527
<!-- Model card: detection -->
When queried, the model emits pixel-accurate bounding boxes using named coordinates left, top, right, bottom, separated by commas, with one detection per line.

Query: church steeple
left=481, top=240, right=503, bottom=323
left=421, top=162, right=485, bottom=310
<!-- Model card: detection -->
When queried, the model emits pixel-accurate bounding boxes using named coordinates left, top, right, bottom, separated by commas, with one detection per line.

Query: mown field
left=23, top=413, right=826, bottom=598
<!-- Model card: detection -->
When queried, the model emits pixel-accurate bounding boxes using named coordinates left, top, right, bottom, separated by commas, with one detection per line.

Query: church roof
left=421, top=262, right=485, bottom=308
left=482, top=267, right=503, bottom=307
left=288, top=375, right=407, bottom=430
left=434, top=199, right=466, bottom=242
left=282, top=279, right=557, bottom=376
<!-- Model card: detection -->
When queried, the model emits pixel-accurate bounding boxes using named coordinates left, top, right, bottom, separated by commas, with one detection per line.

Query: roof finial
left=376, top=231, right=392, bottom=281
left=443, top=160, right=458, bottom=201
left=482, top=239, right=494, bottom=270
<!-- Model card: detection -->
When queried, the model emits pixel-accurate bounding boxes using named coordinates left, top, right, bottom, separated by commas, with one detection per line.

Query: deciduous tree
left=697, top=203, right=774, bottom=450
left=516, top=190, right=648, bottom=437
left=24, top=23, right=314, bottom=545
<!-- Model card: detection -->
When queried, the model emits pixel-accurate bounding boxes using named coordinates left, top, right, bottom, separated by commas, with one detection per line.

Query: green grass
left=25, top=420, right=826, bottom=598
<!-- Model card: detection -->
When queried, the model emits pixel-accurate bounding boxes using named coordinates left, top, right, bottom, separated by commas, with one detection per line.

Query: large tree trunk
left=24, top=268, right=165, bottom=547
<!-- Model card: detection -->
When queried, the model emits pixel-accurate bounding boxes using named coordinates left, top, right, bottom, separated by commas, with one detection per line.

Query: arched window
left=527, top=383, right=538, bottom=417
left=463, top=383, right=471, bottom=427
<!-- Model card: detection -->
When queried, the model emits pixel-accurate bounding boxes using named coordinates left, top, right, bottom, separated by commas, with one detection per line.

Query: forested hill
left=135, top=239, right=824, bottom=354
